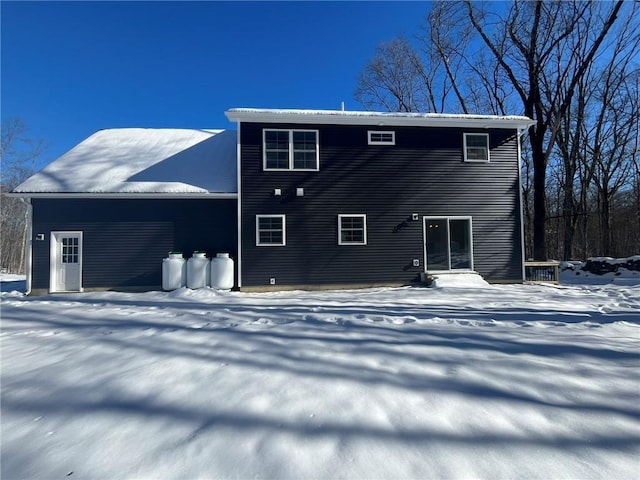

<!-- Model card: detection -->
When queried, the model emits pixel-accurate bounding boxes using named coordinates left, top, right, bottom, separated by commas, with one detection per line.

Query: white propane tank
left=187, top=251, right=210, bottom=289
left=210, top=253, right=234, bottom=290
left=162, top=252, right=186, bottom=291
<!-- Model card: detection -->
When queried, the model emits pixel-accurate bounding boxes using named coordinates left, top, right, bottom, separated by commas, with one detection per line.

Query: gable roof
left=225, top=108, right=534, bottom=130
left=13, top=128, right=237, bottom=196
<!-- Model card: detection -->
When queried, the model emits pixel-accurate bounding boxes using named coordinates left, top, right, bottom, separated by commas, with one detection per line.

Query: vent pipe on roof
left=341, top=101, right=345, bottom=111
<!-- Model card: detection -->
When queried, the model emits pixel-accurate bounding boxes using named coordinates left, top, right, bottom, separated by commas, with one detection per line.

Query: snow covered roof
left=13, top=128, right=237, bottom=196
left=225, top=108, right=535, bottom=129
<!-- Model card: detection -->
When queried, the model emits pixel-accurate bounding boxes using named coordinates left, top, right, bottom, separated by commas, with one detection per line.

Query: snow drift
left=1, top=277, right=638, bottom=479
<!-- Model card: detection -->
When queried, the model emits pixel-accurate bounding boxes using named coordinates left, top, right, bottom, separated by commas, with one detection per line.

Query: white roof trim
left=7, top=192, right=238, bottom=200
left=225, top=108, right=535, bottom=130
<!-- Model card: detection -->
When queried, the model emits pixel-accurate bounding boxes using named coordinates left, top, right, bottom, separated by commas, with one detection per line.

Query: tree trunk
left=600, top=186, right=612, bottom=255
left=562, top=200, right=574, bottom=260
left=530, top=126, right=547, bottom=260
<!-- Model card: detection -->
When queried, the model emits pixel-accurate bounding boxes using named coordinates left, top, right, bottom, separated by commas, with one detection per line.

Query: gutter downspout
left=516, top=128, right=527, bottom=282
left=19, top=197, right=33, bottom=295
left=236, top=122, right=242, bottom=289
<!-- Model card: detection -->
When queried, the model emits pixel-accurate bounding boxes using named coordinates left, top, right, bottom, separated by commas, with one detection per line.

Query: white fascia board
left=6, top=192, right=238, bottom=199
left=225, top=108, right=535, bottom=130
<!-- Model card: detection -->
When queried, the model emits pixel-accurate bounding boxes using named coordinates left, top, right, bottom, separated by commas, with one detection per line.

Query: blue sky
left=2, top=1, right=430, bottom=168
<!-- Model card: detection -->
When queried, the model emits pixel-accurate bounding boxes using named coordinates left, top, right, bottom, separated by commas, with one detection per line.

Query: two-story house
left=11, top=108, right=533, bottom=294
left=226, top=108, right=533, bottom=291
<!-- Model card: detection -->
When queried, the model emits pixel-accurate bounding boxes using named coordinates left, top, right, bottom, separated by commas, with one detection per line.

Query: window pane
left=260, top=217, right=282, bottom=230
left=467, top=135, right=486, bottom=147
left=449, top=219, right=471, bottom=269
left=426, top=219, right=449, bottom=270
left=265, top=130, right=289, bottom=149
left=262, top=230, right=282, bottom=244
left=293, top=131, right=315, bottom=148
left=259, top=230, right=282, bottom=244
left=371, top=132, right=393, bottom=143
left=293, top=151, right=316, bottom=169
left=266, top=151, right=289, bottom=169
left=342, top=217, right=363, bottom=230
left=467, top=147, right=488, bottom=161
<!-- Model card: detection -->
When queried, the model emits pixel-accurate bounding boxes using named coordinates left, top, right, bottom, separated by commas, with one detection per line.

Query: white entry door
left=50, top=231, right=83, bottom=292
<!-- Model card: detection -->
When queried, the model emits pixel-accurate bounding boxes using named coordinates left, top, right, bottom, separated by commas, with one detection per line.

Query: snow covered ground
left=1, top=274, right=639, bottom=479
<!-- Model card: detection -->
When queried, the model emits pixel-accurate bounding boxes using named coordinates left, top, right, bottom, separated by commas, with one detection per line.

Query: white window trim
left=422, top=216, right=474, bottom=272
left=256, top=214, right=286, bottom=246
left=338, top=214, right=367, bottom=245
left=463, top=133, right=490, bottom=162
left=368, top=130, right=395, bottom=145
left=263, top=129, right=319, bottom=171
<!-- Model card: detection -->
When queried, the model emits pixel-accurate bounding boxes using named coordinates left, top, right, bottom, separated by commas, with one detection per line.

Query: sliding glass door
left=424, top=217, right=473, bottom=271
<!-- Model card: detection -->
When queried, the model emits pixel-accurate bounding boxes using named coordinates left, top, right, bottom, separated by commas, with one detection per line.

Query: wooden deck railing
left=524, top=261, right=560, bottom=284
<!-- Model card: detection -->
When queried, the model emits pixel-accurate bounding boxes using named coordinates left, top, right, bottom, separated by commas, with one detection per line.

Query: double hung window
left=264, top=129, right=319, bottom=170
left=338, top=214, right=367, bottom=245
left=256, top=215, right=286, bottom=246
left=463, top=133, right=490, bottom=162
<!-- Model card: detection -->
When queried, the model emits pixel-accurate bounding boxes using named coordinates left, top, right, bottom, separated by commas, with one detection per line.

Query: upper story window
left=368, top=131, right=395, bottom=145
left=463, top=133, right=490, bottom=162
left=256, top=215, right=286, bottom=246
left=264, top=129, right=319, bottom=170
left=338, top=214, right=367, bottom=245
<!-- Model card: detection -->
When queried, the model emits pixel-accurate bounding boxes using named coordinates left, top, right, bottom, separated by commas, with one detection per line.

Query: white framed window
left=263, top=129, right=319, bottom=170
left=463, top=133, right=490, bottom=162
left=256, top=215, right=286, bottom=246
left=368, top=131, right=395, bottom=145
left=338, top=214, right=367, bottom=245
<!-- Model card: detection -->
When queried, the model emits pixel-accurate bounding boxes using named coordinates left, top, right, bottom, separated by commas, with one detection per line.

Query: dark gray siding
left=31, top=198, right=237, bottom=290
left=240, top=122, right=523, bottom=287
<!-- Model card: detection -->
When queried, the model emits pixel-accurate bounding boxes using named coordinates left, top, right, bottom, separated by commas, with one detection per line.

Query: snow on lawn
left=1, top=277, right=639, bottom=479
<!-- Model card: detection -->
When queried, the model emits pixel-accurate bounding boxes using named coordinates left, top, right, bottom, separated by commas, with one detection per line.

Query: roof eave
left=6, top=192, right=238, bottom=199
left=225, top=109, right=535, bottom=130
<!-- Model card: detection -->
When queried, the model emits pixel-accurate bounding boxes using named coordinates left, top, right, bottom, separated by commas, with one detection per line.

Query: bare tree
left=355, top=37, right=426, bottom=113
left=563, top=12, right=640, bottom=258
left=464, top=0, right=625, bottom=260
left=354, top=0, right=637, bottom=260
left=631, top=72, right=640, bottom=254
left=355, top=5, right=479, bottom=114
left=590, top=71, right=638, bottom=255
left=1, top=118, right=46, bottom=274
